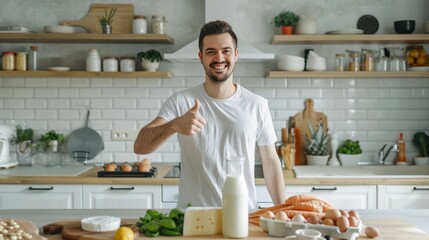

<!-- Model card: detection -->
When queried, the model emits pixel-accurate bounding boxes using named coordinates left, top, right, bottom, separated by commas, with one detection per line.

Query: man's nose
left=214, top=51, right=224, bottom=61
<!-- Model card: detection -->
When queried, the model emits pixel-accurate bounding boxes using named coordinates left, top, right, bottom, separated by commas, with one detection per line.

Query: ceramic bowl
left=414, top=156, right=429, bottom=165
left=44, top=25, right=74, bottom=33
left=277, top=61, right=305, bottom=71
left=394, top=20, right=415, bottom=34
left=338, top=153, right=363, bottom=166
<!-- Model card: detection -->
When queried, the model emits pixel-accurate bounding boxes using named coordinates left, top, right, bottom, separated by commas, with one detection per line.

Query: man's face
left=198, top=33, right=238, bottom=83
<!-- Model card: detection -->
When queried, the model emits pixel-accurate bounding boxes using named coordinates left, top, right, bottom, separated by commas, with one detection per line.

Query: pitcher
left=295, top=7, right=323, bottom=35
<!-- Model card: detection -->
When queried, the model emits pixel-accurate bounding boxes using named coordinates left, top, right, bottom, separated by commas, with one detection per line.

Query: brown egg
left=365, top=226, right=380, bottom=238
left=262, top=211, right=275, bottom=219
left=348, top=216, right=359, bottom=227
left=291, top=214, right=306, bottom=223
left=274, top=211, right=289, bottom=221
left=336, top=216, right=350, bottom=233
left=340, top=209, right=349, bottom=217
left=120, top=163, right=132, bottom=172
left=138, top=164, right=152, bottom=172
left=141, top=158, right=151, bottom=165
left=104, top=164, right=116, bottom=172
left=322, top=217, right=335, bottom=226
left=348, top=210, right=360, bottom=220
left=325, top=209, right=342, bottom=221
left=307, top=215, right=321, bottom=225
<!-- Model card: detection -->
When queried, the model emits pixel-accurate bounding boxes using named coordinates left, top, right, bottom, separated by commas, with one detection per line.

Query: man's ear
left=235, top=49, right=239, bottom=62
left=198, top=51, right=203, bottom=63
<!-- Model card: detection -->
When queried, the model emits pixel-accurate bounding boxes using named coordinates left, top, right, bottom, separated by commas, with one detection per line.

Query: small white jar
left=103, top=57, right=118, bottom=72
left=86, top=49, right=101, bottom=72
left=120, top=57, right=135, bottom=72
left=133, top=15, right=147, bottom=34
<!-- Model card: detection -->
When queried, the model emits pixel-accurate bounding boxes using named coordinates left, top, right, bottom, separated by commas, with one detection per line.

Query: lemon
left=114, top=227, right=134, bottom=240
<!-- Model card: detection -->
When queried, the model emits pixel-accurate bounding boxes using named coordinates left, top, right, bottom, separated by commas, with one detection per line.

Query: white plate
left=48, top=67, right=70, bottom=71
left=407, top=66, right=429, bottom=71
left=326, top=29, right=364, bottom=35
left=44, top=25, right=74, bottom=33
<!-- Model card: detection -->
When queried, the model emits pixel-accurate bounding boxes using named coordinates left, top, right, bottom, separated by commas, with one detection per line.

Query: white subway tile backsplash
left=253, top=88, right=275, bottom=98
left=104, top=142, right=126, bottom=152
left=356, top=78, right=379, bottom=88
left=126, top=109, right=148, bottom=120
left=287, top=78, right=310, bottom=88
left=70, top=99, right=90, bottom=109
left=80, top=88, right=101, bottom=98
left=91, top=121, right=113, bottom=130
left=357, top=99, right=379, bottom=109
left=101, top=109, right=125, bottom=120
left=90, top=99, right=112, bottom=108
left=48, top=99, right=69, bottom=109
left=24, top=78, right=46, bottom=87
left=137, top=78, right=162, bottom=87
left=241, top=77, right=264, bottom=87
left=35, top=88, right=57, bottom=98
left=113, top=120, right=137, bottom=129
left=161, top=153, right=180, bottom=162
left=35, top=110, right=57, bottom=120
left=47, top=78, right=69, bottom=87
left=311, top=78, right=332, bottom=88
left=92, top=78, right=113, bottom=87
left=14, top=109, right=34, bottom=119
left=300, top=89, right=322, bottom=98
left=333, top=99, right=356, bottom=109
left=58, top=110, right=79, bottom=120
left=276, top=88, right=299, bottom=98
left=265, top=78, right=286, bottom=88
left=149, top=88, right=173, bottom=98
left=125, top=88, right=148, bottom=98
left=0, top=110, right=13, bottom=120
left=162, top=77, right=186, bottom=87
left=333, top=78, right=356, bottom=88
left=346, top=88, right=368, bottom=98
left=59, top=88, right=79, bottom=98
left=0, top=88, right=13, bottom=97
left=333, top=120, right=356, bottom=131
left=368, top=88, right=390, bottom=98
left=102, top=88, right=124, bottom=98
left=137, top=99, right=161, bottom=109
left=357, top=121, right=380, bottom=131
left=4, top=99, right=24, bottom=109
left=113, top=78, right=136, bottom=87
left=70, top=78, right=90, bottom=87
left=13, top=88, right=33, bottom=98
left=24, top=99, right=46, bottom=109
left=47, top=120, right=70, bottom=130
left=113, top=99, right=136, bottom=109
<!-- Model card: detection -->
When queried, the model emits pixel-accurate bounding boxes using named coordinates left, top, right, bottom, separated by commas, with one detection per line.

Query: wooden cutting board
left=1, top=219, right=46, bottom=240
left=60, top=4, right=134, bottom=33
left=294, top=98, right=328, bottom=165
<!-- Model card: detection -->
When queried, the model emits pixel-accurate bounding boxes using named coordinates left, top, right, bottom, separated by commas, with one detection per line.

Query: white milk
left=222, top=175, right=248, bottom=238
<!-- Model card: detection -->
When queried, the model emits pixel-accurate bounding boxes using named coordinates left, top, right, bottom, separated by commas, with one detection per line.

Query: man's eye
left=223, top=50, right=232, bottom=54
left=206, top=51, right=215, bottom=55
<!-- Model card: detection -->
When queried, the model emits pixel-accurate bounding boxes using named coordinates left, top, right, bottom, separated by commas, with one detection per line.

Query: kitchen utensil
left=295, top=7, right=322, bottom=35
left=0, top=124, right=19, bottom=168
left=357, top=14, right=379, bottom=34
left=294, top=99, right=328, bottom=165
left=66, top=110, right=103, bottom=163
left=394, top=20, right=415, bottom=34
left=60, top=4, right=134, bottom=33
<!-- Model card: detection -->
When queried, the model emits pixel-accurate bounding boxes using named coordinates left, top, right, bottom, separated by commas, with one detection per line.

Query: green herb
left=38, top=130, right=65, bottom=150
left=99, top=8, right=117, bottom=26
left=272, top=10, right=299, bottom=27
left=15, top=125, right=34, bottom=143
left=338, top=139, right=363, bottom=155
left=137, top=208, right=185, bottom=237
left=137, top=49, right=163, bottom=63
left=413, top=132, right=429, bottom=157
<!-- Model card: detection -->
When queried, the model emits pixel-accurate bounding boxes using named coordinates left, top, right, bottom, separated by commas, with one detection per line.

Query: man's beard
left=204, top=62, right=234, bottom=83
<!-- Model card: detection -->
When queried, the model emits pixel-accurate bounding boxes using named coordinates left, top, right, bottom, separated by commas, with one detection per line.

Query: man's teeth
left=213, top=65, right=226, bottom=69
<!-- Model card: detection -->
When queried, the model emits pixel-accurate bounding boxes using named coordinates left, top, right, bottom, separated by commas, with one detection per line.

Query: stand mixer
left=0, top=124, right=19, bottom=168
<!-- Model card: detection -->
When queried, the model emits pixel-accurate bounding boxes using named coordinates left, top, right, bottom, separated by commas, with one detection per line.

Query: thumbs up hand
left=173, top=99, right=206, bottom=135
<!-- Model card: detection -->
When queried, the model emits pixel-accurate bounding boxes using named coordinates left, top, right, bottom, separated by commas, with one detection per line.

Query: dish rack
left=259, top=217, right=363, bottom=240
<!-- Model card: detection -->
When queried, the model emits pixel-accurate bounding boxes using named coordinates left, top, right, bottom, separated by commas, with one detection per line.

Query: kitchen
left=1, top=0, right=429, bottom=239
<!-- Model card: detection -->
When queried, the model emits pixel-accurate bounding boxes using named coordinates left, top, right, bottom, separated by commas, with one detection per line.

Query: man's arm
left=258, top=144, right=286, bottom=205
left=134, top=99, right=206, bottom=154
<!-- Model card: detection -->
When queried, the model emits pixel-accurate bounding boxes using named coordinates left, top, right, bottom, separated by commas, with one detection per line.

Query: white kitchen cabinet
left=377, top=185, right=429, bottom=209
left=256, top=185, right=377, bottom=209
left=0, top=184, right=82, bottom=209
left=82, top=185, right=161, bottom=209
left=161, top=185, right=179, bottom=209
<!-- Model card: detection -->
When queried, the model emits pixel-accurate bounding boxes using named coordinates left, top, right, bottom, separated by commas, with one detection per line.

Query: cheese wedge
left=183, top=207, right=222, bottom=236
left=81, top=216, right=121, bottom=232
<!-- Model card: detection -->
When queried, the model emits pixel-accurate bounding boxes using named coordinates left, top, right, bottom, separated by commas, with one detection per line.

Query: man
left=134, top=20, right=286, bottom=209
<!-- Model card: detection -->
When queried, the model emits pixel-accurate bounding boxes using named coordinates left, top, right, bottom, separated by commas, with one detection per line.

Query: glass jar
left=362, top=53, right=375, bottom=71
left=133, top=15, right=147, bottom=34
left=2, top=52, right=15, bottom=71
left=120, top=57, right=135, bottom=72
left=103, top=56, right=118, bottom=72
left=86, top=49, right=101, bottom=72
left=335, top=53, right=346, bottom=71
left=151, top=15, right=166, bottom=34
left=15, top=52, right=27, bottom=71
left=348, top=53, right=361, bottom=71
left=28, top=45, right=39, bottom=71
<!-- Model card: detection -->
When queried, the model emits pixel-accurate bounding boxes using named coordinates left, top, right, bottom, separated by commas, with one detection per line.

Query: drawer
left=162, top=185, right=179, bottom=202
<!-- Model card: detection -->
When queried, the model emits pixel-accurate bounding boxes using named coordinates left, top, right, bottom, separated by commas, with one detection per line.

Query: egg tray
left=97, top=166, right=157, bottom=178
left=259, top=217, right=363, bottom=240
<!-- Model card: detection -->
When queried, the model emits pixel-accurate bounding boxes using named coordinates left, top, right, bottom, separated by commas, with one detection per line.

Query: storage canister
left=133, top=15, right=147, bottom=34
left=348, top=53, right=361, bottom=72
left=28, top=45, right=39, bottom=71
left=120, top=57, right=135, bottom=72
left=362, top=53, right=375, bottom=71
left=151, top=15, right=166, bottom=34
left=103, top=56, right=118, bottom=72
left=15, top=52, right=27, bottom=71
left=86, top=49, right=101, bottom=72
left=335, top=53, right=346, bottom=71
left=2, top=52, right=15, bottom=71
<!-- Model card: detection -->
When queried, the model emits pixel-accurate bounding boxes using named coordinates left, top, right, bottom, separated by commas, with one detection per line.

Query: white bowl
left=414, top=156, right=429, bottom=165
left=278, top=54, right=305, bottom=62
left=338, top=153, right=362, bottom=166
left=277, top=61, right=305, bottom=71
left=44, top=25, right=74, bottom=33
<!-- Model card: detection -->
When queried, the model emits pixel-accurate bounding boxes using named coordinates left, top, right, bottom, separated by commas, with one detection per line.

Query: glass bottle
left=375, top=47, right=388, bottom=71
left=222, top=156, right=248, bottom=238
left=327, top=133, right=340, bottom=166
left=335, top=53, right=346, bottom=71
left=86, top=49, right=101, bottom=72
left=28, top=45, right=39, bottom=71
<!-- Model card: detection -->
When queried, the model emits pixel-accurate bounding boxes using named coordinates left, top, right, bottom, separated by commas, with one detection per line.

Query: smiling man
left=134, top=20, right=286, bottom=209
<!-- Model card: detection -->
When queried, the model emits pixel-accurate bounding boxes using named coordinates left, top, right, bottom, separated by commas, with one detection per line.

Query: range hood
left=164, top=0, right=274, bottom=62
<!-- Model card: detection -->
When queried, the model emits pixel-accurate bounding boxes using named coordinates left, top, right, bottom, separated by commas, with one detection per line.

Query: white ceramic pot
left=338, top=153, right=362, bottom=166
left=306, top=155, right=328, bottom=166
left=141, top=59, right=160, bottom=72
left=414, top=156, right=429, bottom=165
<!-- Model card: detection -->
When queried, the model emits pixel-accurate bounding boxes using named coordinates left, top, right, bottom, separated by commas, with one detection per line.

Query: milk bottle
left=222, top=156, right=248, bottom=238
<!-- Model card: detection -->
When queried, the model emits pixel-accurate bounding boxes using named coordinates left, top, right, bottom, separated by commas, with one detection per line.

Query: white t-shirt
left=157, top=83, right=277, bottom=209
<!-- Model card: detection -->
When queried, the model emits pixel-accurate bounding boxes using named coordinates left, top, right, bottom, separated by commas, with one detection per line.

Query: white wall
left=1, top=0, right=428, bottom=165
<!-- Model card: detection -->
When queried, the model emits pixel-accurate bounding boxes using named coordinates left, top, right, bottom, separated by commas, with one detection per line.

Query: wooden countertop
left=1, top=164, right=428, bottom=185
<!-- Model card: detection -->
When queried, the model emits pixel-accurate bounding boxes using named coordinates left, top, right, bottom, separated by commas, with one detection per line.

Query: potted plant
left=304, top=122, right=329, bottom=165
left=413, top=132, right=429, bottom=165
left=337, top=139, right=363, bottom=166
left=99, top=7, right=117, bottom=34
left=272, top=10, right=299, bottom=35
left=38, top=130, right=65, bottom=152
left=137, top=49, right=163, bottom=71
left=14, top=125, right=34, bottom=165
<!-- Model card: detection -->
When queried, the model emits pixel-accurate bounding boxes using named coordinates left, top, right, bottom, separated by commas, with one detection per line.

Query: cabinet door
left=82, top=185, right=161, bottom=209
left=377, top=185, right=429, bottom=209
left=161, top=185, right=179, bottom=209
left=256, top=185, right=377, bottom=209
left=0, top=184, right=82, bottom=209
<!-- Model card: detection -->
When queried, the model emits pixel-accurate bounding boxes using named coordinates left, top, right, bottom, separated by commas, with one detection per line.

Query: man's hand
left=173, top=99, right=206, bottom=135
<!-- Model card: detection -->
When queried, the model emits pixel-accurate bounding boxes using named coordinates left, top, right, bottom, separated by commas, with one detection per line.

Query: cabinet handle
left=413, top=187, right=429, bottom=191
left=28, top=186, right=54, bottom=191
left=312, top=187, right=338, bottom=191
left=110, top=186, right=135, bottom=190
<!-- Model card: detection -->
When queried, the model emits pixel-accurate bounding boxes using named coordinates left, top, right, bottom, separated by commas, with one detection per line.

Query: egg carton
left=259, top=217, right=363, bottom=240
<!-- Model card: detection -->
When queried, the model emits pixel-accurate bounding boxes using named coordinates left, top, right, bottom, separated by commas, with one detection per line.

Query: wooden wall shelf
left=266, top=71, right=429, bottom=78
left=0, top=70, right=173, bottom=78
left=271, top=34, right=429, bottom=44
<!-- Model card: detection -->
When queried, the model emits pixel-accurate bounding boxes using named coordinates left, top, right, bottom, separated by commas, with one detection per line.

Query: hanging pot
left=66, top=110, right=104, bottom=163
